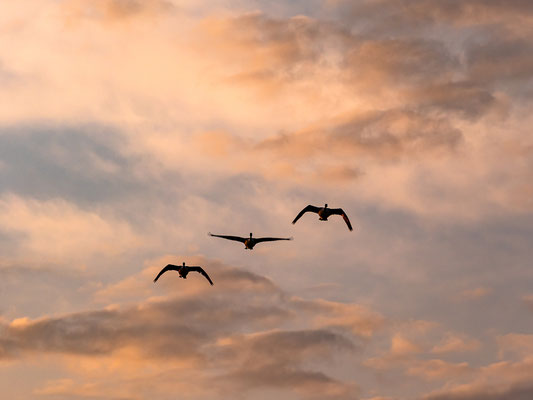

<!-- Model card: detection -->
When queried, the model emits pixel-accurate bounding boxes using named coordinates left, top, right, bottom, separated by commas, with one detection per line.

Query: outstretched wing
left=329, top=208, right=353, bottom=231
left=208, top=232, right=247, bottom=243
left=292, top=205, right=320, bottom=224
left=188, top=266, right=214, bottom=285
left=153, top=264, right=180, bottom=282
left=255, top=236, right=293, bottom=244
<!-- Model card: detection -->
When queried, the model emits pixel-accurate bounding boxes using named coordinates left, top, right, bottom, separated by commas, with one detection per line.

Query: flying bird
left=153, top=262, right=214, bottom=285
left=208, top=232, right=293, bottom=250
left=292, top=204, right=353, bottom=231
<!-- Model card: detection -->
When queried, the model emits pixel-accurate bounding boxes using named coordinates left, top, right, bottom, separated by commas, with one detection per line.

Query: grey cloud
left=0, top=125, right=139, bottom=204
left=413, top=0, right=533, bottom=23
left=0, top=306, right=206, bottom=361
left=230, top=13, right=324, bottom=61
left=411, top=82, right=502, bottom=120
left=0, top=124, right=182, bottom=210
left=215, top=266, right=281, bottom=294
left=0, top=294, right=288, bottom=362
left=216, top=329, right=357, bottom=399
left=424, top=382, right=533, bottom=400
left=0, top=265, right=95, bottom=319
left=226, top=367, right=356, bottom=400
left=342, top=0, right=533, bottom=30
left=333, top=0, right=533, bottom=109
left=344, top=38, right=458, bottom=87
left=332, top=109, right=462, bottom=156
left=232, top=329, right=355, bottom=363
left=466, top=37, right=533, bottom=89
left=258, top=109, right=462, bottom=161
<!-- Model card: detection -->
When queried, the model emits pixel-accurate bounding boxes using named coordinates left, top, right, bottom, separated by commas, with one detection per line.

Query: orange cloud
left=0, top=194, right=144, bottom=266
left=407, top=359, right=472, bottom=381
left=431, top=332, right=481, bottom=354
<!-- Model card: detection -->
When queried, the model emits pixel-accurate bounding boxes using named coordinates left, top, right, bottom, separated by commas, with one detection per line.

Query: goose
left=292, top=204, right=353, bottom=231
left=208, top=232, right=293, bottom=250
left=153, top=262, right=214, bottom=285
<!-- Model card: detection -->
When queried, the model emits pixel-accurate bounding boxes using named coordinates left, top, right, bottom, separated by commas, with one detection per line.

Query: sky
left=1, top=0, right=533, bottom=399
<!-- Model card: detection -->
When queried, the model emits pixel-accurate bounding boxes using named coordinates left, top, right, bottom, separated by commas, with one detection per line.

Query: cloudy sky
left=1, top=0, right=533, bottom=399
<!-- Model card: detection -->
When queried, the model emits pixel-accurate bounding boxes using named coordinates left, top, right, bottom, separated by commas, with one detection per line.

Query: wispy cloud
left=1, top=1, right=533, bottom=399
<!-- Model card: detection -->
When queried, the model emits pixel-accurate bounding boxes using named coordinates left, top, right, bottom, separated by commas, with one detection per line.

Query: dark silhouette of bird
left=292, top=204, right=353, bottom=231
left=153, top=262, right=214, bottom=285
left=208, top=232, right=293, bottom=250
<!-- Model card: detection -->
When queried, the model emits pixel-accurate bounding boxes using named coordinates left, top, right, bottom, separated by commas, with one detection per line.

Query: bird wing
left=188, top=266, right=214, bottom=285
left=208, top=232, right=247, bottom=243
left=330, top=208, right=353, bottom=231
left=255, top=236, right=293, bottom=243
left=292, top=205, right=320, bottom=224
left=153, top=264, right=180, bottom=282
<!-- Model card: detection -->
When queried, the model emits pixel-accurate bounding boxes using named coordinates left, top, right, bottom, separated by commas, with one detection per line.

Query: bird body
left=153, top=262, right=214, bottom=285
left=292, top=203, right=353, bottom=231
left=208, top=232, right=292, bottom=250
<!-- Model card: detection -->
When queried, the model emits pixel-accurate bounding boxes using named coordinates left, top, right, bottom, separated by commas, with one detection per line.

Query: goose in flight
left=208, top=232, right=292, bottom=250
left=292, top=204, right=353, bottom=231
left=153, top=262, right=214, bottom=285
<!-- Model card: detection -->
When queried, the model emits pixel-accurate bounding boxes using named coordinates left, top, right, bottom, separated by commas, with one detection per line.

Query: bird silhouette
left=292, top=204, right=353, bottom=231
left=208, top=232, right=292, bottom=250
left=153, top=262, right=214, bottom=285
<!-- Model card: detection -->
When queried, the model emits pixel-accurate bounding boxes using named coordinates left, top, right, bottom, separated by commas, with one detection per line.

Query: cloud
left=459, top=287, right=493, bottom=301
left=1, top=1, right=533, bottom=399
left=431, top=333, right=481, bottom=354
left=409, top=82, right=504, bottom=120
left=63, top=0, right=176, bottom=23
left=0, top=60, right=19, bottom=86
left=424, top=381, right=533, bottom=400
left=389, top=334, right=422, bottom=357
left=291, top=297, right=385, bottom=338
left=497, top=333, right=533, bottom=359
left=191, top=106, right=463, bottom=189
left=522, top=294, right=533, bottom=311
left=94, top=255, right=282, bottom=304
left=2, top=0, right=531, bottom=221
left=340, top=0, right=533, bottom=31
left=259, top=108, right=462, bottom=161
left=0, top=265, right=97, bottom=319
left=0, top=194, right=144, bottom=266
left=407, top=359, right=472, bottom=381
left=215, top=329, right=358, bottom=399
left=363, top=319, right=445, bottom=371
left=466, top=37, right=533, bottom=89
left=343, top=38, right=458, bottom=93
left=196, top=12, right=349, bottom=85
left=420, top=338, right=533, bottom=400
left=0, top=260, right=369, bottom=398
left=0, top=124, right=152, bottom=206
